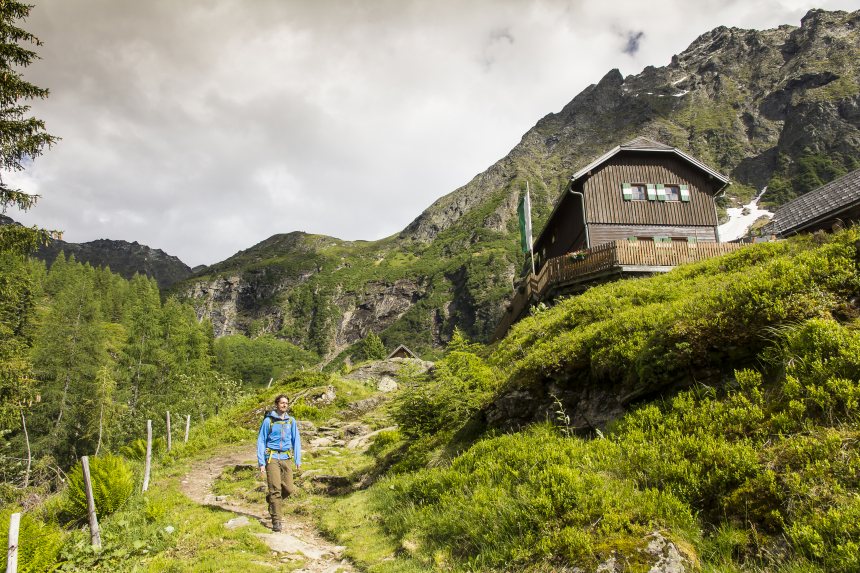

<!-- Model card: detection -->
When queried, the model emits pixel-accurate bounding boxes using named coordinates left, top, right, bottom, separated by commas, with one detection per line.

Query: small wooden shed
left=386, top=345, right=418, bottom=360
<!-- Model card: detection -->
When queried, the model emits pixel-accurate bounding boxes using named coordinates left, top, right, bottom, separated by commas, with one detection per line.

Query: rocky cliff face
left=181, top=9, right=860, bottom=359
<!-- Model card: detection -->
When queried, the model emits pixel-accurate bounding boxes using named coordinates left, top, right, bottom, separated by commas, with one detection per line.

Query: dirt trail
left=180, top=442, right=353, bottom=573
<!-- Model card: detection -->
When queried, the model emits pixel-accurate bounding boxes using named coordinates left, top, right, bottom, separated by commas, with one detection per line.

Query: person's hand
left=295, top=465, right=301, bottom=473
left=259, top=465, right=266, bottom=476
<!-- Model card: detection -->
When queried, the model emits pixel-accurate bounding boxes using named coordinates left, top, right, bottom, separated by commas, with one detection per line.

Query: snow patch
left=718, top=187, right=774, bottom=242
left=673, top=90, right=688, bottom=97
left=672, top=75, right=688, bottom=85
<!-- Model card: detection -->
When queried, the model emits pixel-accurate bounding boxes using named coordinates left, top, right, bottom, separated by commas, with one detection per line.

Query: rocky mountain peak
left=180, top=9, right=860, bottom=356
left=1, top=213, right=193, bottom=288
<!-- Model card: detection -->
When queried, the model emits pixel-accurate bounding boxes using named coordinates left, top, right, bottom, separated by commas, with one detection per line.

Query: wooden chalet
left=494, top=137, right=744, bottom=339
left=762, top=167, right=860, bottom=237
left=387, top=345, right=418, bottom=360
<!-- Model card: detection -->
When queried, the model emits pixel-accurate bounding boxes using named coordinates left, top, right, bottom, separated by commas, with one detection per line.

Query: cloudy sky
left=5, top=0, right=859, bottom=266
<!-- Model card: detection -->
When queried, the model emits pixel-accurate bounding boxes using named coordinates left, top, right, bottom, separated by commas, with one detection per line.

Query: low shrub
left=290, top=400, right=323, bottom=422
left=392, top=350, right=499, bottom=439
left=0, top=509, right=64, bottom=572
left=373, top=425, right=697, bottom=569
left=367, top=429, right=402, bottom=457
left=65, top=455, right=134, bottom=521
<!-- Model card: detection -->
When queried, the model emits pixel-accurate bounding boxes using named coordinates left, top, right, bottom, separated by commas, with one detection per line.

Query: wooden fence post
left=142, top=420, right=152, bottom=492
left=184, top=414, right=191, bottom=443
left=6, top=512, right=20, bottom=573
left=166, top=411, right=172, bottom=453
left=80, top=456, right=102, bottom=549
left=21, top=413, right=30, bottom=489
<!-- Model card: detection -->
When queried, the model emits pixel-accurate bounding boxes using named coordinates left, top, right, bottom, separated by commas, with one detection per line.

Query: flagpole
left=526, top=182, right=536, bottom=276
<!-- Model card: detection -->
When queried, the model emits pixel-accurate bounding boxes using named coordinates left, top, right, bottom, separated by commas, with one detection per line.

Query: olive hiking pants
left=265, top=458, right=297, bottom=523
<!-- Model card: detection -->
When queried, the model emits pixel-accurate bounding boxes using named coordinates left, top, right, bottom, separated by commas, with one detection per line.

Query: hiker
left=257, top=394, right=302, bottom=532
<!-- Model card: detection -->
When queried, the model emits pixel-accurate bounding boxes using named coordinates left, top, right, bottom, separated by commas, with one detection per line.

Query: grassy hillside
left=321, top=228, right=860, bottom=572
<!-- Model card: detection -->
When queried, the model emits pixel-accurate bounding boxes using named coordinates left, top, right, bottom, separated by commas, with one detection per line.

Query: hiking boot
left=272, top=520, right=282, bottom=532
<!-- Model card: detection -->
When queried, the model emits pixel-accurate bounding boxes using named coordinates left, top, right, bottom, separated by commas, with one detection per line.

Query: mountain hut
left=494, top=137, right=745, bottom=339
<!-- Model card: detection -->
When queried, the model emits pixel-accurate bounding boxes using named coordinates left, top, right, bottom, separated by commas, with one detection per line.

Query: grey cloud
left=623, top=30, right=645, bottom=55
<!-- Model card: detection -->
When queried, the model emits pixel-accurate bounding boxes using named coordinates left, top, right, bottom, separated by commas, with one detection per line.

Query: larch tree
left=0, top=1, right=57, bottom=483
left=30, top=264, right=107, bottom=464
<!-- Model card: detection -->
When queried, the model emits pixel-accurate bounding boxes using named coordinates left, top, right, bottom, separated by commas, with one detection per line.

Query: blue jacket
left=257, top=411, right=301, bottom=467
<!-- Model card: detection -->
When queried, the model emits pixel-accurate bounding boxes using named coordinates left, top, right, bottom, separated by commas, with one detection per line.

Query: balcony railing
left=493, top=239, right=745, bottom=339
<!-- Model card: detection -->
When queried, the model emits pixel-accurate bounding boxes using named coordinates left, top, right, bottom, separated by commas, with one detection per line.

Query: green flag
left=518, top=190, right=533, bottom=255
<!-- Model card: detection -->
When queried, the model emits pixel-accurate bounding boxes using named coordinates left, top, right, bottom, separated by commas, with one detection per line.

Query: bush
left=367, top=429, right=402, bottom=457
left=289, top=400, right=322, bottom=422
left=65, top=455, right=134, bottom=521
left=373, top=425, right=697, bottom=569
left=119, top=436, right=166, bottom=461
left=392, top=349, right=499, bottom=439
left=0, top=509, right=64, bottom=572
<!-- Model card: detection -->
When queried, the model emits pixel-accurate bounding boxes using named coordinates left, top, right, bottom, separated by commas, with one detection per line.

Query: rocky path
left=179, top=441, right=353, bottom=573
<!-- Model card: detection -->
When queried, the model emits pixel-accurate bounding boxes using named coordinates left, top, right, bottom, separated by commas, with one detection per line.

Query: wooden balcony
left=492, top=239, right=745, bottom=340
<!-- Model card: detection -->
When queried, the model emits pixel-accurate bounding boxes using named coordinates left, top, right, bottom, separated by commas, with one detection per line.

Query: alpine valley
left=30, top=9, right=860, bottom=363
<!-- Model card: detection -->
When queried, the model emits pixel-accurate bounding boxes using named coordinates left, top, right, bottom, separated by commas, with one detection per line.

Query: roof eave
left=772, top=201, right=859, bottom=237
left=570, top=147, right=729, bottom=186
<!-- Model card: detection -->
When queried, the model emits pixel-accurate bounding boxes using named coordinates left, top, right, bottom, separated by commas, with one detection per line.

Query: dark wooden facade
left=492, top=138, right=734, bottom=339
left=533, top=140, right=727, bottom=272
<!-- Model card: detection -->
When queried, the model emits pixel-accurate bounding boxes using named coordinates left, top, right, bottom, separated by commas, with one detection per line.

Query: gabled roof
left=386, top=344, right=418, bottom=360
left=570, top=137, right=730, bottom=185
left=763, top=167, right=860, bottom=236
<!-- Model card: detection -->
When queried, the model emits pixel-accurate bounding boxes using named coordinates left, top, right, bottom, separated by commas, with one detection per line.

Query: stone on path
left=256, top=533, right=330, bottom=560
left=309, top=437, right=334, bottom=448
left=224, top=516, right=250, bottom=530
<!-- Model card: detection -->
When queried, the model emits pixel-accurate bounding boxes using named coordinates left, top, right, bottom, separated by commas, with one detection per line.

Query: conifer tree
left=120, top=275, right=165, bottom=415
left=0, top=1, right=58, bottom=254
left=30, top=262, right=107, bottom=463
left=0, top=2, right=57, bottom=479
left=358, top=331, right=387, bottom=361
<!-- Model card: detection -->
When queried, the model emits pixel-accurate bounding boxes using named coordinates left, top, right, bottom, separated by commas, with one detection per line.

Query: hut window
left=664, top=185, right=681, bottom=201
left=622, top=183, right=647, bottom=201
left=647, top=184, right=657, bottom=200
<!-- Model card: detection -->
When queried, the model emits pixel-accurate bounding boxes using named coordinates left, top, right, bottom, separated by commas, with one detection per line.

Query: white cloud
left=6, top=0, right=859, bottom=266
